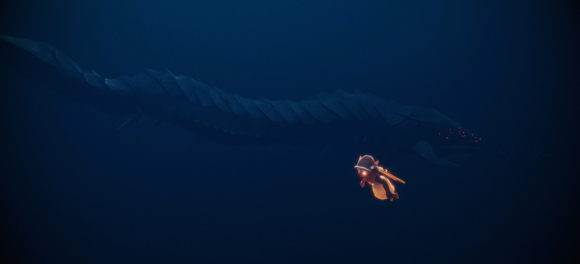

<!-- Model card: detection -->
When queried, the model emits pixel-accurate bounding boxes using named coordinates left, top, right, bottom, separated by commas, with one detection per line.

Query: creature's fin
left=117, top=110, right=144, bottom=131
left=381, top=176, right=396, bottom=196
left=413, top=141, right=458, bottom=167
left=360, top=180, right=366, bottom=188
left=380, top=176, right=398, bottom=201
left=371, top=183, right=388, bottom=200
left=392, top=192, right=399, bottom=199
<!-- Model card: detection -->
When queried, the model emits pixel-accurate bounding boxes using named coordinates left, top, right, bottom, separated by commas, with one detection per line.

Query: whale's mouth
left=435, top=145, right=481, bottom=158
left=440, top=145, right=481, bottom=153
left=413, top=140, right=482, bottom=167
left=413, top=141, right=453, bottom=166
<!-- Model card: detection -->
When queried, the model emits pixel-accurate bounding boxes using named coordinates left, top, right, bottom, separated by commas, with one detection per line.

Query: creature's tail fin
left=0, top=34, right=129, bottom=112
left=372, top=176, right=399, bottom=201
left=371, top=183, right=388, bottom=200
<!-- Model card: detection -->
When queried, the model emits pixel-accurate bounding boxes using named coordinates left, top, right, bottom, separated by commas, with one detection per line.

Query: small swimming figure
left=355, top=155, right=406, bottom=201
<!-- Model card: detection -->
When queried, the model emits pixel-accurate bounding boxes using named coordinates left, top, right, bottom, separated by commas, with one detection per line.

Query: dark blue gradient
left=1, top=0, right=578, bottom=263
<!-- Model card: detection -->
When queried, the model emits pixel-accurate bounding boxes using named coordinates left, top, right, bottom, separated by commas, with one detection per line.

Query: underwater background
left=0, top=0, right=578, bottom=263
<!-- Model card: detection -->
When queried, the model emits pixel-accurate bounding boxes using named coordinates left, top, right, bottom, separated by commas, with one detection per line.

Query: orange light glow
left=378, top=167, right=406, bottom=184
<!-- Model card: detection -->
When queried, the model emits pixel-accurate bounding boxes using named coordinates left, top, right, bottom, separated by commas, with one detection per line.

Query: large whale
left=0, top=35, right=480, bottom=166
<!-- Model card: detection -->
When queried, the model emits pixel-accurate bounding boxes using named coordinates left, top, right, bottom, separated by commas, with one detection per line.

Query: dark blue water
left=1, top=0, right=578, bottom=263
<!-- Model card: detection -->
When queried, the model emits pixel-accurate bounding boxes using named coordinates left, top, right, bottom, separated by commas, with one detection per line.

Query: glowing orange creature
left=355, top=155, right=405, bottom=201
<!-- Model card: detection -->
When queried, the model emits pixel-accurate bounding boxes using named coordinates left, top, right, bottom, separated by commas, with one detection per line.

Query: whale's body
left=0, top=35, right=480, bottom=165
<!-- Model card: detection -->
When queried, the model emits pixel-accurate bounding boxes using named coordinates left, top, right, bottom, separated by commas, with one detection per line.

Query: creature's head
left=402, top=106, right=482, bottom=166
left=354, top=155, right=379, bottom=182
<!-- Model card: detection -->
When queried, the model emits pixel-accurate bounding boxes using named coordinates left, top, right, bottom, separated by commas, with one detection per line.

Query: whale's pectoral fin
left=116, top=109, right=144, bottom=131
left=413, top=141, right=458, bottom=167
